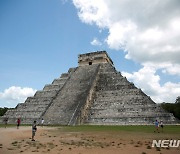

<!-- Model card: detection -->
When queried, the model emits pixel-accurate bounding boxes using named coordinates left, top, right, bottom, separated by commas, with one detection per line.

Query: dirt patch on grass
left=0, top=126, right=180, bottom=154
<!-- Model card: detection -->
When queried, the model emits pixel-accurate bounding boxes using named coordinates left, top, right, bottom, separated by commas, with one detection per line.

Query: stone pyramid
left=2, top=51, right=178, bottom=125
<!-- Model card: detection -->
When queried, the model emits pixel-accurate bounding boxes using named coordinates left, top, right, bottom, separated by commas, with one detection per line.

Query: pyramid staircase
left=43, top=64, right=100, bottom=125
left=1, top=51, right=178, bottom=125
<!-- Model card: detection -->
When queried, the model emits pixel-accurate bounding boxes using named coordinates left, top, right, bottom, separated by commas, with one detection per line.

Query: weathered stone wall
left=86, top=63, right=178, bottom=125
left=78, top=51, right=113, bottom=66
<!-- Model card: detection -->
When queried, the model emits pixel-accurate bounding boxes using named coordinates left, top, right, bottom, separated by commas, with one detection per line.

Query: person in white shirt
left=41, top=118, right=44, bottom=127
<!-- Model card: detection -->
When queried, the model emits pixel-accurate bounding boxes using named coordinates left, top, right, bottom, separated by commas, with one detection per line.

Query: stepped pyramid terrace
left=1, top=51, right=178, bottom=125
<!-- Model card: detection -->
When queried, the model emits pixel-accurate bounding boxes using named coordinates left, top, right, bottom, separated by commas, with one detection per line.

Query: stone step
left=43, top=84, right=63, bottom=91
left=87, top=115, right=176, bottom=125
left=68, top=67, right=77, bottom=73
left=4, top=110, right=42, bottom=118
left=60, top=73, right=69, bottom=78
left=52, top=78, right=68, bottom=84
left=95, top=89, right=143, bottom=96
left=95, top=94, right=150, bottom=101
left=90, top=104, right=161, bottom=110
left=98, top=72, right=124, bottom=77
left=15, top=103, right=49, bottom=111
left=89, top=112, right=173, bottom=118
left=92, top=96, right=155, bottom=108
left=96, top=84, right=136, bottom=91
left=25, top=97, right=53, bottom=104
left=34, top=90, right=58, bottom=98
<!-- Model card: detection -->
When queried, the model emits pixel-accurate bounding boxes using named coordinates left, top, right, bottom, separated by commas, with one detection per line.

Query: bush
left=0, top=107, right=8, bottom=116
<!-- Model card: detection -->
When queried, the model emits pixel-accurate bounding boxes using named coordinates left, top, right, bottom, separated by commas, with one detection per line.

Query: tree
left=160, top=97, right=180, bottom=120
left=175, top=96, right=180, bottom=104
left=0, top=107, right=8, bottom=116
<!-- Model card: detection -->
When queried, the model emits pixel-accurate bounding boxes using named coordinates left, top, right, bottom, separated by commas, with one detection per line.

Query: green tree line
left=0, top=107, right=8, bottom=116
left=160, top=96, right=180, bottom=120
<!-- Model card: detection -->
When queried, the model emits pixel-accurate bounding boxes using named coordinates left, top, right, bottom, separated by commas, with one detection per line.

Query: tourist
left=154, top=120, right=159, bottom=133
left=41, top=118, right=44, bottom=127
left=32, top=121, right=37, bottom=141
left=17, top=118, right=21, bottom=129
left=160, top=120, right=164, bottom=132
left=4, top=117, right=8, bottom=128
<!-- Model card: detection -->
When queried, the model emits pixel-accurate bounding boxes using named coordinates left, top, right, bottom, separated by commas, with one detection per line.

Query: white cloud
left=161, top=63, right=180, bottom=76
left=73, top=0, right=110, bottom=27
left=0, top=86, right=36, bottom=107
left=73, top=0, right=180, bottom=73
left=122, top=66, right=180, bottom=103
left=91, top=38, right=102, bottom=46
left=73, top=0, right=180, bottom=102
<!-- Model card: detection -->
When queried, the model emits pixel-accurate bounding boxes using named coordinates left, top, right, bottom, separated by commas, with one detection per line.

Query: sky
left=0, top=0, right=180, bottom=108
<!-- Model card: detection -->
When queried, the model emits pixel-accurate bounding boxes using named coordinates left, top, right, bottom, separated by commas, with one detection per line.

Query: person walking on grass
left=32, top=121, right=37, bottom=141
left=4, top=117, right=8, bottom=128
left=17, top=118, right=21, bottom=129
left=154, top=120, right=159, bottom=133
left=160, top=120, right=164, bottom=132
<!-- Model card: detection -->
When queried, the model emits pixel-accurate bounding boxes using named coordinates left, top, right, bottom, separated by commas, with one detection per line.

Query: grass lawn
left=59, top=125, right=180, bottom=134
left=0, top=124, right=180, bottom=134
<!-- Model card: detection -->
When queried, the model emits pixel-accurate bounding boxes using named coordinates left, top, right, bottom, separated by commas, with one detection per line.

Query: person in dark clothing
left=32, top=121, right=37, bottom=141
left=160, top=120, right=164, bottom=132
left=17, top=118, right=21, bottom=129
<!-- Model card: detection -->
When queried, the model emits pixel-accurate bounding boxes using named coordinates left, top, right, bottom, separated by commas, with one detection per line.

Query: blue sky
left=0, top=0, right=180, bottom=107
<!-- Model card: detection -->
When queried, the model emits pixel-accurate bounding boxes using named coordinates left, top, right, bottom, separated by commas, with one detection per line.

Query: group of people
left=154, top=120, right=164, bottom=133
left=3, top=117, right=45, bottom=141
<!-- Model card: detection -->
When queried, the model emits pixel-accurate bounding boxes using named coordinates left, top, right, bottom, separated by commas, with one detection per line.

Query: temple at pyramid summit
left=1, top=51, right=178, bottom=125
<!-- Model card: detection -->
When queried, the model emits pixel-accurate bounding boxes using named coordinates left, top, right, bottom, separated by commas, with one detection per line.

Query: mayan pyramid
left=2, top=51, right=178, bottom=125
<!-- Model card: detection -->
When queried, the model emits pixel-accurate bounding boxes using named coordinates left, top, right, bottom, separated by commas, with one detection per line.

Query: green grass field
left=60, top=125, right=180, bottom=134
left=1, top=124, right=180, bottom=134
